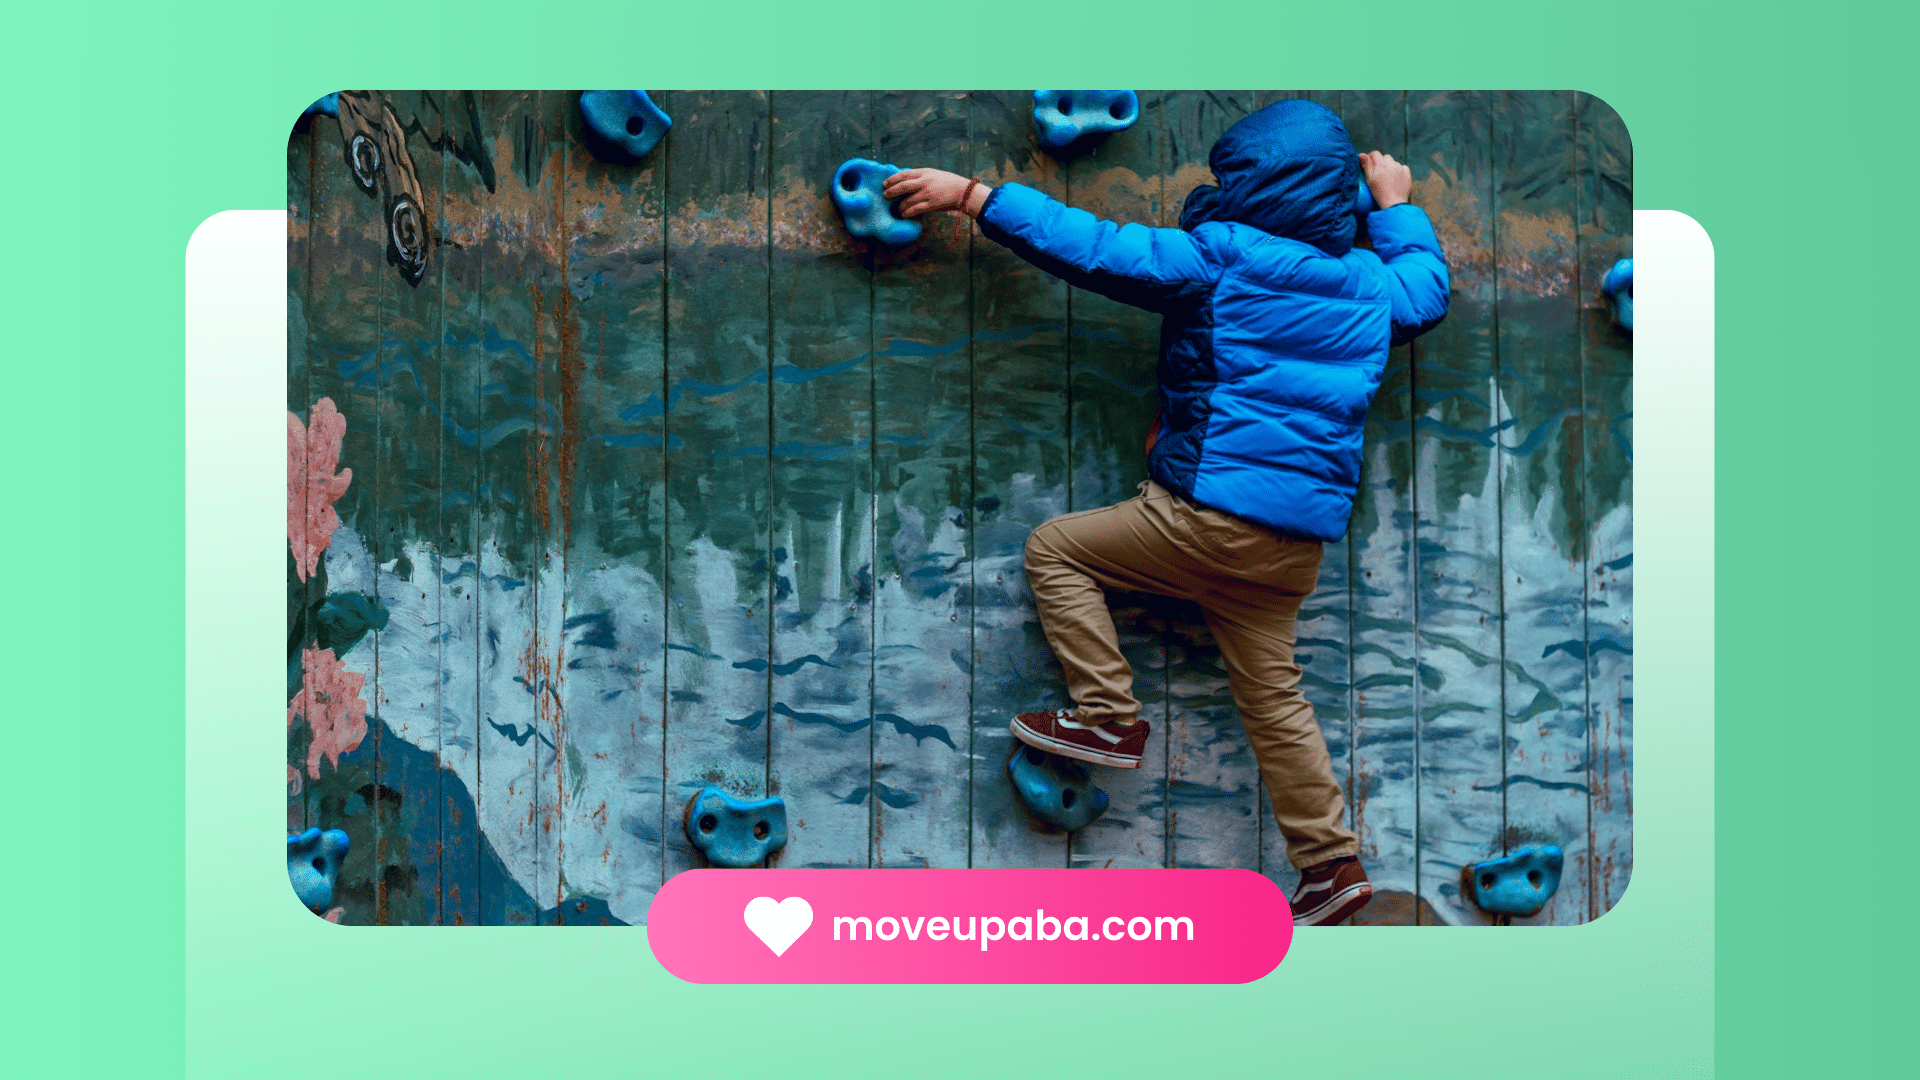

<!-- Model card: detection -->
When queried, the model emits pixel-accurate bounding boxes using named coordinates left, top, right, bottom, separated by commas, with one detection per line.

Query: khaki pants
left=1023, top=480, right=1359, bottom=869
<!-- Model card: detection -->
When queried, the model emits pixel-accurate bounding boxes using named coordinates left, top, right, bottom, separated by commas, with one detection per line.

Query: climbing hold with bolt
left=1008, top=745, right=1110, bottom=831
left=1603, top=257, right=1633, bottom=333
left=1031, top=91, right=1139, bottom=150
left=288, top=827, right=350, bottom=913
left=1462, top=846, right=1564, bottom=917
left=831, top=158, right=921, bottom=246
left=577, top=91, right=673, bottom=164
left=684, top=786, right=788, bottom=867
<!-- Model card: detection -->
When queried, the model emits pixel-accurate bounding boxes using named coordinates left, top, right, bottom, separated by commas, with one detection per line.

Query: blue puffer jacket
left=977, top=99, right=1449, bottom=542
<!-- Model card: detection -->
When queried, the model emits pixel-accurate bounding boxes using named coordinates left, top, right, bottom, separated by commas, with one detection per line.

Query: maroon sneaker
left=1290, top=857, right=1373, bottom=925
left=1009, top=709, right=1149, bottom=769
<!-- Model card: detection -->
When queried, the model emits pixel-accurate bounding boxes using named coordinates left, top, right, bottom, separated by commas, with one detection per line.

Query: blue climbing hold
left=1008, top=746, right=1110, bottom=831
left=1603, top=257, right=1633, bottom=333
left=303, top=93, right=339, bottom=119
left=1031, top=91, right=1139, bottom=149
left=578, top=91, right=672, bottom=164
left=1355, top=177, right=1375, bottom=218
left=1464, top=846, right=1564, bottom=917
left=684, top=787, right=788, bottom=868
left=288, top=827, right=350, bottom=912
left=831, top=159, right=921, bottom=246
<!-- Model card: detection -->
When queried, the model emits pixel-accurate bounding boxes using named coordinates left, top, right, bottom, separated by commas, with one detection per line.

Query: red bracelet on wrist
left=960, top=178, right=980, bottom=216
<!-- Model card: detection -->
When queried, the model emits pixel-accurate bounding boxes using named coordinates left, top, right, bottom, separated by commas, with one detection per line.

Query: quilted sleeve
left=977, top=182, right=1226, bottom=313
left=1366, top=203, right=1451, bottom=345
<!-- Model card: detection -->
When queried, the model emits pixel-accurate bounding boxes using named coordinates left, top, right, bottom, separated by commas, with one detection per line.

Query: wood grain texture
left=285, top=91, right=1630, bottom=923
left=299, top=95, right=389, bottom=926
left=434, top=90, right=485, bottom=926
left=1408, top=90, right=1505, bottom=924
left=369, top=90, right=447, bottom=925
left=557, top=89, right=670, bottom=919
left=1576, top=92, right=1633, bottom=919
left=1493, top=90, right=1590, bottom=925
left=768, top=90, right=876, bottom=867
left=661, top=92, right=774, bottom=877
left=872, top=91, right=975, bottom=866
left=472, top=90, right=561, bottom=925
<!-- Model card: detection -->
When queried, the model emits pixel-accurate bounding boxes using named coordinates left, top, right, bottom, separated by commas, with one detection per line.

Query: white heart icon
left=742, top=896, right=813, bottom=957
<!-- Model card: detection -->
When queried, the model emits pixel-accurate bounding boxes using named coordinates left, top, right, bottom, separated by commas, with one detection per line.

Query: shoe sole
left=1291, top=882, right=1373, bottom=926
left=1008, top=718, right=1143, bottom=769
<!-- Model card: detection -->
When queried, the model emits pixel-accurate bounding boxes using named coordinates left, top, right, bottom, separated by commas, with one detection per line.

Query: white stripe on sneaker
left=1008, top=719, right=1143, bottom=769
left=1057, top=716, right=1125, bottom=744
left=1291, top=882, right=1370, bottom=925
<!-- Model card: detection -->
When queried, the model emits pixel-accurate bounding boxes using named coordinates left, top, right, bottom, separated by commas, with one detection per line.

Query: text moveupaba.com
left=830, top=911, right=1196, bottom=951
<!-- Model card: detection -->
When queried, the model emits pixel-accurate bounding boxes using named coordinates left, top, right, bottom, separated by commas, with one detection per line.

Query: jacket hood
left=1179, top=99, right=1359, bottom=256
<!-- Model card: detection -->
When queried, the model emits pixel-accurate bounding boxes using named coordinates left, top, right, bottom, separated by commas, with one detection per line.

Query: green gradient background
left=6, top=2, right=1906, bottom=1077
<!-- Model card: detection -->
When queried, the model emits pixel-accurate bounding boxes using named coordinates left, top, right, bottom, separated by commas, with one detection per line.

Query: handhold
left=684, top=786, right=788, bottom=868
left=288, top=827, right=350, bottom=912
left=578, top=91, right=672, bottom=164
left=1008, top=746, right=1110, bottom=830
left=1602, top=257, right=1633, bottom=333
left=1463, top=846, right=1564, bottom=917
left=831, top=159, right=921, bottom=246
left=303, top=93, right=339, bottom=119
left=1031, top=91, right=1139, bottom=149
left=1355, top=178, right=1375, bottom=218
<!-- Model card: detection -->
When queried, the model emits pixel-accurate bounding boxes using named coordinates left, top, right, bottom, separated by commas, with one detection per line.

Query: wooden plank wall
left=286, top=90, right=1632, bottom=925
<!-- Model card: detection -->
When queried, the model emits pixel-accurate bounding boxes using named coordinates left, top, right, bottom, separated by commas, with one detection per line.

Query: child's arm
left=1358, top=151, right=1450, bottom=344
left=883, top=168, right=1222, bottom=314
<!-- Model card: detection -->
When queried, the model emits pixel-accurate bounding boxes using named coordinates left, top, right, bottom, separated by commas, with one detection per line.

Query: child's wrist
left=961, top=179, right=992, bottom=217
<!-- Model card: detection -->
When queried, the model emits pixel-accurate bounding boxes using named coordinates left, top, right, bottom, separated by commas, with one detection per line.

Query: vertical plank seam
left=433, top=100, right=448, bottom=923
left=1406, top=88, right=1423, bottom=920
left=866, top=90, right=879, bottom=867
left=658, top=91, right=673, bottom=895
left=525, top=94, right=542, bottom=920
left=764, top=91, right=776, bottom=828
left=1489, top=92, right=1510, bottom=879
left=1571, top=92, right=1595, bottom=922
left=372, top=124, right=389, bottom=924
left=964, top=90, right=977, bottom=868
left=471, top=104, right=487, bottom=922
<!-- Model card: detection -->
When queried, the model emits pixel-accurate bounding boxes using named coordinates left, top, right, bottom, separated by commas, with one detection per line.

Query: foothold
left=1031, top=91, right=1139, bottom=149
left=288, top=827, right=350, bottom=913
left=577, top=91, right=673, bottom=164
left=684, top=786, right=788, bottom=868
left=1463, top=846, right=1564, bottom=917
left=831, top=159, right=921, bottom=246
left=1008, top=746, right=1110, bottom=831
left=1603, top=257, right=1633, bottom=333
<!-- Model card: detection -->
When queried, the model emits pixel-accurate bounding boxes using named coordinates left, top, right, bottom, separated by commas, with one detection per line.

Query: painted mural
left=286, top=90, right=1632, bottom=927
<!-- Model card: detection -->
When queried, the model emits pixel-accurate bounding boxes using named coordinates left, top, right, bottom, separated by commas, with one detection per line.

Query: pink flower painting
left=289, top=397, right=352, bottom=581
left=289, top=646, right=368, bottom=778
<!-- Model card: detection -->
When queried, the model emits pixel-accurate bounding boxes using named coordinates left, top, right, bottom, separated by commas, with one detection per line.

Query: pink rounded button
left=647, top=868, right=1292, bottom=983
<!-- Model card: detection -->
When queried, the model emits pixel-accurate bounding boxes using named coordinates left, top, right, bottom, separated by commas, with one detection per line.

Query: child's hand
left=882, top=169, right=993, bottom=218
left=1359, top=151, right=1412, bottom=211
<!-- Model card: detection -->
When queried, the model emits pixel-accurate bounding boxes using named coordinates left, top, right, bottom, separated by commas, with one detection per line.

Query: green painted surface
left=286, top=90, right=1631, bottom=925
